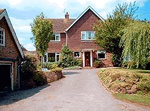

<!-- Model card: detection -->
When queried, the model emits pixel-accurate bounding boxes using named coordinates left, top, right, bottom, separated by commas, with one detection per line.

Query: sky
left=0, top=0, right=150, bottom=51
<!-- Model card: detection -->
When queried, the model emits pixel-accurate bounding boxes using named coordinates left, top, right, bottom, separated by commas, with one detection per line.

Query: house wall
left=67, top=9, right=113, bottom=67
left=0, top=17, right=20, bottom=90
left=47, top=33, right=66, bottom=53
left=67, top=10, right=101, bottom=51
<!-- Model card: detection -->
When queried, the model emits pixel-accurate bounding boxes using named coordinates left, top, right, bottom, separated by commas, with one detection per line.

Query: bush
left=93, top=59, right=104, bottom=68
left=43, top=62, right=59, bottom=70
left=33, top=71, right=47, bottom=86
left=21, top=53, right=38, bottom=80
left=50, top=63, right=58, bottom=69
left=59, top=45, right=80, bottom=68
left=138, top=81, right=150, bottom=93
left=51, top=68, right=62, bottom=72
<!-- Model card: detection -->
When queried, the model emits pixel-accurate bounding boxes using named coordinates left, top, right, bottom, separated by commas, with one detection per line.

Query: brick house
left=44, top=6, right=113, bottom=67
left=0, top=9, right=24, bottom=91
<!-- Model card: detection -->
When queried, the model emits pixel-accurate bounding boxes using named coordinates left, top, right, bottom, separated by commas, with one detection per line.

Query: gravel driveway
left=0, top=69, right=150, bottom=111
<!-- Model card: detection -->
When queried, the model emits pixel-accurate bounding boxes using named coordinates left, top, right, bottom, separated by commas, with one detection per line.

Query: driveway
left=0, top=69, right=149, bottom=111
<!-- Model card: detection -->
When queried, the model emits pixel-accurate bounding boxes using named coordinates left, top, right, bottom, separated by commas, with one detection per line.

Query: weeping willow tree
left=120, top=21, right=150, bottom=69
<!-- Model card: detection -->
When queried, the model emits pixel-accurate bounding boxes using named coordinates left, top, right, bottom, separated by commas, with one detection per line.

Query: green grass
left=98, top=68, right=150, bottom=107
left=113, top=93, right=150, bottom=107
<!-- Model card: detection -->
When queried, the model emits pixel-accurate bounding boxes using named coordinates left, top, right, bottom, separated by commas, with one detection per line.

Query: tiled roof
left=48, top=19, right=75, bottom=33
left=0, top=9, right=5, bottom=14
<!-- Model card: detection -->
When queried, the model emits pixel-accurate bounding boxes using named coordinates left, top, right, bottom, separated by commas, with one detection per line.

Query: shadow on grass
left=136, top=71, right=150, bottom=74
left=0, top=84, right=50, bottom=106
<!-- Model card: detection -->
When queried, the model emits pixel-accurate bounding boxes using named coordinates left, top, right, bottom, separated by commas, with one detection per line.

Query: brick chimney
left=65, top=12, right=69, bottom=19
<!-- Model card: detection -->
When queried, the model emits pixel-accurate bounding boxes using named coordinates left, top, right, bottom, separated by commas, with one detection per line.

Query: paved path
left=0, top=69, right=150, bottom=111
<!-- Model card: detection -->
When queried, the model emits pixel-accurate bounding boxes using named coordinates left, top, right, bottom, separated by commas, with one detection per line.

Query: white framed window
left=97, top=51, right=106, bottom=59
left=43, top=52, right=60, bottom=63
left=51, top=33, right=60, bottom=41
left=0, top=27, right=5, bottom=46
left=81, top=31, right=95, bottom=40
left=74, top=52, right=80, bottom=58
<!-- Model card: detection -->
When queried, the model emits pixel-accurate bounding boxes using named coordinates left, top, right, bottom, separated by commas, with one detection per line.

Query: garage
left=0, top=64, right=12, bottom=91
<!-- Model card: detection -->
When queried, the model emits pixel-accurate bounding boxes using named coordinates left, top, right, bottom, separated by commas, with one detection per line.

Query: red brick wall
left=0, top=17, right=20, bottom=59
left=67, top=10, right=101, bottom=51
left=66, top=9, right=113, bottom=67
left=47, top=33, right=66, bottom=53
left=0, top=17, right=20, bottom=89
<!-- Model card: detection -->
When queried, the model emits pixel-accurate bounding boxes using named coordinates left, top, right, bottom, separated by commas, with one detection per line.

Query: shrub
left=59, top=45, right=80, bottom=68
left=93, top=59, right=104, bottom=68
left=21, top=53, right=38, bottom=80
left=43, top=62, right=59, bottom=70
left=33, top=71, right=47, bottom=86
left=138, top=81, right=150, bottom=93
left=50, top=63, right=58, bottom=69
left=51, top=68, right=62, bottom=72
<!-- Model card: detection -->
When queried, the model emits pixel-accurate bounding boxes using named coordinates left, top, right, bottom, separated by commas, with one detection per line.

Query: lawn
left=98, top=68, right=150, bottom=107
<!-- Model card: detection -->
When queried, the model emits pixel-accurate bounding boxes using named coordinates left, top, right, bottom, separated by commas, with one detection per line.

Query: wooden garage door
left=0, top=65, right=11, bottom=91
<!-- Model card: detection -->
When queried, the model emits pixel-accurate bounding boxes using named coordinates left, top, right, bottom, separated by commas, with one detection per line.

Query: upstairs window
left=97, top=51, right=106, bottom=59
left=51, top=33, right=60, bottom=41
left=0, top=27, right=5, bottom=46
left=81, top=31, right=95, bottom=40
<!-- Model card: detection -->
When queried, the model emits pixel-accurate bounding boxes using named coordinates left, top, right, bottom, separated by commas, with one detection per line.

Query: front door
left=85, top=52, right=90, bottom=66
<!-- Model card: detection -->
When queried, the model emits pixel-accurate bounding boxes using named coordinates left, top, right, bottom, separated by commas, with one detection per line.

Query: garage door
left=0, top=65, right=11, bottom=91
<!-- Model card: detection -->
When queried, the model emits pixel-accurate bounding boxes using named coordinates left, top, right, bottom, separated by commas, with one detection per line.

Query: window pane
left=82, top=32, right=86, bottom=40
left=88, top=32, right=91, bottom=39
left=0, top=35, right=1, bottom=39
left=48, top=53, right=55, bottom=62
left=0, top=40, right=1, bottom=44
left=98, top=53, right=105, bottom=59
left=74, top=52, right=80, bottom=57
left=52, top=35, right=55, bottom=40
left=0, top=31, right=1, bottom=34
left=56, top=55, right=59, bottom=61
left=44, top=55, right=47, bottom=62
left=55, top=36, right=60, bottom=40
left=91, top=32, right=94, bottom=39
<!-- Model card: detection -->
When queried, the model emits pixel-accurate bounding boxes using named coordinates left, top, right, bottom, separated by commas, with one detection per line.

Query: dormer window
left=51, top=33, right=60, bottom=41
left=0, top=27, right=5, bottom=46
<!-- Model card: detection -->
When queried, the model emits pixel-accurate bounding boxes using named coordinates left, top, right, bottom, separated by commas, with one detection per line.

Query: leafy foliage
left=21, top=54, right=47, bottom=88
left=94, top=2, right=138, bottom=66
left=30, top=12, right=53, bottom=56
left=21, top=53, right=38, bottom=80
left=93, top=59, right=104, bottom=68
left=59, top=45, right=80, bottom=68
left=120, top=21, right=150, bottom=69
left=43, top=62, right=59, bottom=70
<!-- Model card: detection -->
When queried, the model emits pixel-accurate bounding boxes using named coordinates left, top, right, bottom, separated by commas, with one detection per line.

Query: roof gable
left=0, top=9, right=24, bottom=58
left=65, top=6, right=103, bottom=32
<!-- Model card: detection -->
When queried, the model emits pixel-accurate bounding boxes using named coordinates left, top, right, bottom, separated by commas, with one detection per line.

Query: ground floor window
left=43, top=52, right=60, bottom=63
left=97, top=51, right=106, bottom=59
left=74, top=52, right=80, bottom=58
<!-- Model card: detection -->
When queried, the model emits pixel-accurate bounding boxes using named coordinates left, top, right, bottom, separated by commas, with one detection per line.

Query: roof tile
left=48, top=19, right=75, bottom=33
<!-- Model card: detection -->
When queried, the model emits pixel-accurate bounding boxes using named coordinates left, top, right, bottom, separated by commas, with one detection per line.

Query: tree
left=59, top=45, right=80, bottom=67
left=120, top=20, right=150, bottom=69
left=30, top=12, right=53, bottom=64
left=94, top=2, right=138, bottom=66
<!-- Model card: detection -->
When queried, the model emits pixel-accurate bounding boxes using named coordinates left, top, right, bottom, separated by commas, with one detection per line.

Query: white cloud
left=10, top=17, right=32, bottom=32
left=25, top=43, right=35, bottom=51
left=0, top=0, right=23, bottom=6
